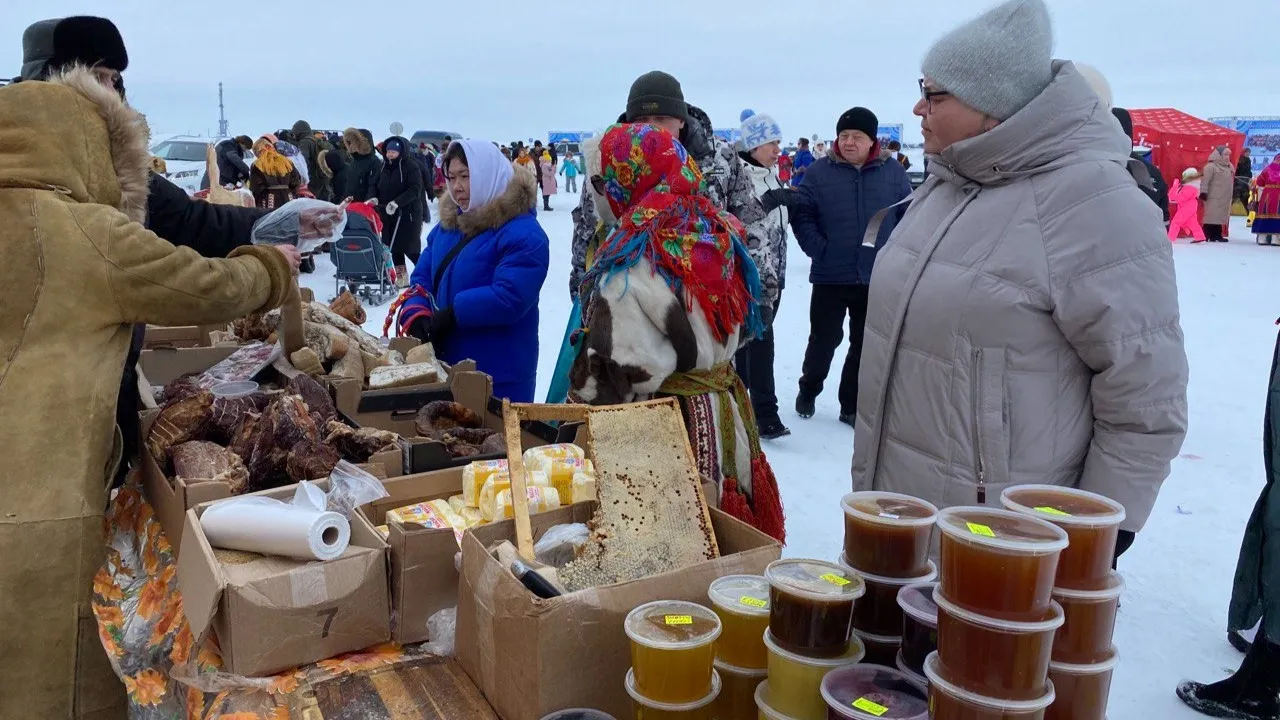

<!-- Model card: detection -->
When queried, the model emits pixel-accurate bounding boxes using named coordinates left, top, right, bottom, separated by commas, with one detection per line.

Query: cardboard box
left=345, top=370, right=577, bottom=475
left=455, top=505, right=782, bottom=720
left=362, top=466, right=468, bottom=644
left=177, top=482, right=392, bottom=677
left=141, top=323, right=227, bottom=349
left=325, top=337, right=477, bottom=424
left=137, top=347, right=401, bottom=555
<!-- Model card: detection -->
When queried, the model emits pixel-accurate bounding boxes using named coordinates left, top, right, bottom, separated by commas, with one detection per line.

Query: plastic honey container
left=625, top=668, right=720, bottom=720
left=625, top=600, right=722, bottom=704
left=763, top=629, right=865, bottom=720
left=1051, top=572, right=1124, bottom=665
left=1000, top=485, right=1126, bottom=592
left=756, top=682, right=803, bottom=720
left=934, top=590, right=1063, bottom=701
left=1046, top=649, right=1119, bottom=720
left=924, top=653, right=1056, bottom=720
left=896, top=582, right=939, bottom=676
left=821, top=664, right=930, bottom=720
left=765, top=559, right=865, bottom=658
left=708, top=574, right=771, bottom=669
left=937, top=507, right=1068, bottom=622
left=841, top=491, right=939, bottom=578
left=713, top=658, right=767, bottom=720
left=839, top=557, right=937, bottom=637
left=851, top=628, right=902, bottom=668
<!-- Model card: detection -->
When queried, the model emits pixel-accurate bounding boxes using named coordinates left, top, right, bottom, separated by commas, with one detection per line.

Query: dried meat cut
left=414, top=400, right=482, bottom=437
left=286, top=440, right=340, bottom=481
left=322, top=421, right=399, bottom=462
left=228, top=411, right=262, bottom=463
left=147, top=390, right=214, bottom=463
left=170, top=441, right=249, bottom=494
left=287, top=374, right=338, bottom=425
left=210, top=392, right=271, bottom=441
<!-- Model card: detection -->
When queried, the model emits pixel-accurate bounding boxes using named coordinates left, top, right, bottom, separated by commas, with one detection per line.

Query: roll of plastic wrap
left=200, top=497, right=350, bottom=561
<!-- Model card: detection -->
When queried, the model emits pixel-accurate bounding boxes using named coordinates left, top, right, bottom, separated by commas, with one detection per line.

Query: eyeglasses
left=919, top=79, right=951, bottom=113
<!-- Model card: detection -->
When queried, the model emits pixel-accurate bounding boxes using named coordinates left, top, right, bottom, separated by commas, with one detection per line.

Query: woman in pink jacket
left=1169, top=168, right=1207, bottom=242
left=536, top=152, right=558, bottom=211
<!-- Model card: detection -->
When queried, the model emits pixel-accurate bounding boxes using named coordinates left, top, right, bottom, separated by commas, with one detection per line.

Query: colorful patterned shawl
left=580, top=123, right=764, bottom=344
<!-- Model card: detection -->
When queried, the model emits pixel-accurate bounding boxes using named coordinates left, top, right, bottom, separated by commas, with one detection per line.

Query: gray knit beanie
left=921, top=0, right=1054, bottom=121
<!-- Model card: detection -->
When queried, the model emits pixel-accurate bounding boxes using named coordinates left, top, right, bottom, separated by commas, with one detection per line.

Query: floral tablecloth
left=94, top=478, right=483, bottom=719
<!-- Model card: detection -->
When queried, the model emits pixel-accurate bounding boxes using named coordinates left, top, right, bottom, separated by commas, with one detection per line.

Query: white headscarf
left=449, top=139, right=513, bottom=213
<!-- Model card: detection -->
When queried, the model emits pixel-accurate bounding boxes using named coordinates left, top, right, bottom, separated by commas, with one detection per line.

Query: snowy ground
left=302, top=196, right=1280, bottom=719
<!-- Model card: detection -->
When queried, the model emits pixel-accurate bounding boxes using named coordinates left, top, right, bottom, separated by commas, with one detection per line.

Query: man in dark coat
left=789, top=107, right=912, bottom=425
left=1113, top=107, right=1170, bottom=221
left=292, top=119, right=332, bottom=201
left=341, top=126, right=381, bottom=202
left=1237, top=148, right=1256, bottom=206
left=214, top=135, right=253, bottom=187
left=1178, top=325, right=1280, bottom=719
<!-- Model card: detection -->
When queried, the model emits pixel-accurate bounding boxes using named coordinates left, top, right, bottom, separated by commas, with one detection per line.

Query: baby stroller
left=331, top=202, right=396, bottom=304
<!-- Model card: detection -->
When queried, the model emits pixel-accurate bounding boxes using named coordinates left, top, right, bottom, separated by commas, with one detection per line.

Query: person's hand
left=368, top=198, right=379, bottom=207
left=1200, top=193, right=1208, bottom=201
left=342, top=196, right=354, bottom=204
left=760, top=188, right=791, bottom=214
left=408, top=316, right=432, bottom=342
left=386, top=201, right=399, bottom=216
left=272, top=244, right=302, bottom=274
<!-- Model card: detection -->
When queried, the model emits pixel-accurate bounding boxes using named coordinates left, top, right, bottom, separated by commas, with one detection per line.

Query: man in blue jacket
left=791, top=137, right=815, bottom=186
left=790, top=107, right=911, bottom=425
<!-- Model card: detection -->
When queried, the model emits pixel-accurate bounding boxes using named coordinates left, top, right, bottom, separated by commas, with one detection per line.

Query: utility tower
left=217, top=83, right=229, bottom=138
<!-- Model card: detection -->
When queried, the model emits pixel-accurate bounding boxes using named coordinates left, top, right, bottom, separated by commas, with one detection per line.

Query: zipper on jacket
left=971, top=348, right=987, bottom=503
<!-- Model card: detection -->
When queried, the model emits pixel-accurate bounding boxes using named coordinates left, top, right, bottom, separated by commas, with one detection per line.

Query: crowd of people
left=4, top=1, right=1280, bottom=718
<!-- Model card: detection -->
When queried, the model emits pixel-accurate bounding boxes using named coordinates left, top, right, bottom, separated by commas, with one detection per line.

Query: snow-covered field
left=302, top=194, right=1280, bottom=719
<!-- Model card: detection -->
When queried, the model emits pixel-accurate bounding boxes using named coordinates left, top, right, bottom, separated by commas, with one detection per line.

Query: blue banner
left=548, top=130, right=595, bottom=144
left=877, top=124, right=904, bottom=144
left=1211, top=117, right=1280, bottom=172
left=714, top=128, right=741, bottom=143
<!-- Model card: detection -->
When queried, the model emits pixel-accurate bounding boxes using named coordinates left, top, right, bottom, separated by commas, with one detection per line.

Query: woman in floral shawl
left=1252, top=156, right=1280, bottom=246
left=568, top=123, right=785, bottom=542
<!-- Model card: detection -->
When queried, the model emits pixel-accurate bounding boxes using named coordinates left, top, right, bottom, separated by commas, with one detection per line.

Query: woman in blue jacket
left=396, top=140, right=550, bottom=401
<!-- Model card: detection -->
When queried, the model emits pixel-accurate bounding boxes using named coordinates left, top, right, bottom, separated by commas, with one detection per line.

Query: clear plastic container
left=708, top=574, right=771, bottom=669
left=841, top=491, right=940, bottom=578
left=851, top=628, right=901, bottom=668
left=763, top=629, right=865, bottom=720
left=625, top=600, right=722, bottom=704
left=1051, top=572, right=1124, bottom=665
left=897, top=582, right=939, bottom=675
left=539, top=710, right=616, bottom=720
left=211, top=380, right=259, bottom=398
left=713, top=658, right=767, bottom=720
left=821, top=664, right=930, bottom=719
left=756, top=681, right=803, bottom=720
left=894, top=651, right=929, bottom=688
left=935, top=590, right=1063, bottom=701
left=924, top=653, right=1056, bottom=720
left=765, top=559, right=865, bottom=658
left=625, top=667, right=720, bottom=720
left=838, top=557, right=937, bottom=637
left=1000, top=485, right=1126, bottom=592
left=937, top=507, right=1068, bottom=622
left=1046, top=650, right=1118, bottom=720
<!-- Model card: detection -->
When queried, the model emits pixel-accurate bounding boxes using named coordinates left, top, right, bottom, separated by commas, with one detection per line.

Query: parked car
left=150, top=135, right=213, bottom=194
left=409, top=130, right=464, bottom=151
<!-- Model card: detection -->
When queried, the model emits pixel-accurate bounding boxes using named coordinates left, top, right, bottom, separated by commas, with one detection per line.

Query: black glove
left=1199, top=193, right=1208, bottom=202
left=1111, top=529, right=1136, bottom=568
left=760, top=188, right=791, bottom=214
left=407, top=307, right=456, bottom=344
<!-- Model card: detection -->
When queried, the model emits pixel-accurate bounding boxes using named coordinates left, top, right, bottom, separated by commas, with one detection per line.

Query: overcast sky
left=4, top=0, right=1278, bottom=144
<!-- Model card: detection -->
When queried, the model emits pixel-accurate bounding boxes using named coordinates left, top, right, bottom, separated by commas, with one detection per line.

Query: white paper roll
left=200, top=497, right=350, bottom=561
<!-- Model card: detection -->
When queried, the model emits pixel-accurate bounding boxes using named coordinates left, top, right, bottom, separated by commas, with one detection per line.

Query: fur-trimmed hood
left=0, top=65, right=151, bottom=223
left=343, top=127, right=374, bottom=156
left=438, top=162, right=538, bottom=238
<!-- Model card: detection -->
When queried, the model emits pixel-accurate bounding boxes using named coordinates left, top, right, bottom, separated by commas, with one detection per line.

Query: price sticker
left=966, top=522, right=996, bottom=538
left=878, top=512, right=900, bottom=519
left=852, top=697, right=889, bottom=716
left=1035, top=506, right=1072, bottom=517
left=820, top=573, right=851, bottom=587
left=739, top=596, right=768, bottom=609
left=664, top=615, right=692, bottom=626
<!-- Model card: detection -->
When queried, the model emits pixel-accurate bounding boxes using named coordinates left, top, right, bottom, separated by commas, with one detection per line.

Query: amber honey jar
left=1045, top=651, right=1118, bottom=720
left=1000, top=485, right=1126, bottom=592
left=708, top=575, right=771, bottom=670
left=765, top=559, right=865, bottom=658
left=841, top=492, right=939, bottom=578
left=839, top=556, right=936, bottom=637
left=934, top=591, right=1063, bottom=701
left=852, top=628, right=902, bottom=668
left=625, top=668, right=720, bottom=719
left=712, top=658, right=767, bottom=720
left=924, top=653, right=1056, bottom=720
left=625, top=600, right=722, bottom=704
left=937, top=507, right=1068, bottom=622
left=1051, top=573, right=1123, bottom=665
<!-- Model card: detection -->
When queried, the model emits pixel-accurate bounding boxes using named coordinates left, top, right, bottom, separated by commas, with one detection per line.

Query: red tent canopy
left=1130, top=108, right=1246, bottom=188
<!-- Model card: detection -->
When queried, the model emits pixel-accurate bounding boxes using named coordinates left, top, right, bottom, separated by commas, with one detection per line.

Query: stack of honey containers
left=623, top=599, right=724, bottom=718
left=924, top=485, right=1126, bottom=720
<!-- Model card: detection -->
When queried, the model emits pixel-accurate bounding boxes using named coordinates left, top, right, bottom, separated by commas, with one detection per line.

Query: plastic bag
left=422, top=607, right=457, bottom=657
left=534, top=523, right=589, bottom=568
left=326, top=461, right=389, bottom=517
left=251, top=198, right=347, bottom=254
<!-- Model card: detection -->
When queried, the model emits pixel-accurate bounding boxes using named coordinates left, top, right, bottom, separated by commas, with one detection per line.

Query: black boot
left=795, top=393, right=816, bottom=419
left=1177, top=636, right=1280, bottom=719
left=1230, top=630, right=1254, bottom=655
left=759, top=418, right=791, bottom=440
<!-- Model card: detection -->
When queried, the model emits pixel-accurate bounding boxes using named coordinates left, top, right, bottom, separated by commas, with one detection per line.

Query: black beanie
left=1111, top=107, right=1134, bottom=141
left=626, top=71, right=689, bottom=123
left=836, top=107, right=879, bottom=140
left=21, top=16, right=128, bottom=81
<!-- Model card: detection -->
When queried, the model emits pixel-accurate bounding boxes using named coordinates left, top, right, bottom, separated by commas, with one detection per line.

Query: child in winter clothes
left=559, top=151, right=582, bottom=193
left=569, top=123, right=786, bottom=542
left=1169, top=168, right=1207, bottom=242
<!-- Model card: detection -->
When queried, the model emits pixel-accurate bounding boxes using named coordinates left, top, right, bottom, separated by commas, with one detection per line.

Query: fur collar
left=46, top=65, right=152, bottom=223
left=343, top=127, right=373, bottom=156
left=438, top=163, right=538, bottom=238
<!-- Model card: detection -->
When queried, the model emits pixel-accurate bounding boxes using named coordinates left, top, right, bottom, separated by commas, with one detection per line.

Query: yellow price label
left=664, top=615, right=692, bottom=626
left=739, top=596, right=768, bottom=609
left=1035, top=506, right=1072, bottom=517
left=967, top=522, right=996, bottom=538
left=820, top=573, right=851, bottom=587
left=852, top=697, right=890, bottom=716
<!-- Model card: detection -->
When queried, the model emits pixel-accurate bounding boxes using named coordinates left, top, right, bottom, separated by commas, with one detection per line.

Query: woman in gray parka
left=851, top=0, right=1189, bottom=561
